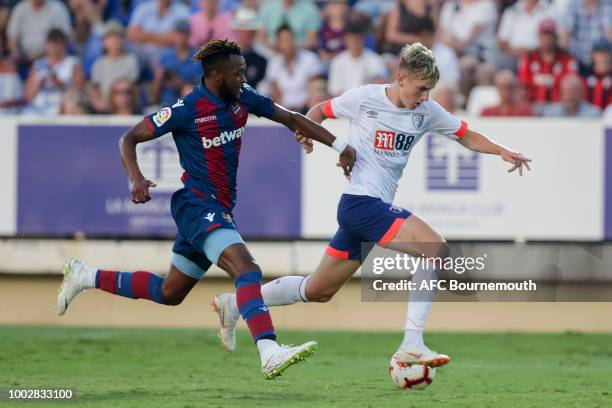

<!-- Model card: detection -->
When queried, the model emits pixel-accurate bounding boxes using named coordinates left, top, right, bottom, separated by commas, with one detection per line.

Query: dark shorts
left=327, top=194, right=412, bottom=262
left=170, top=188, right=238, bottom=277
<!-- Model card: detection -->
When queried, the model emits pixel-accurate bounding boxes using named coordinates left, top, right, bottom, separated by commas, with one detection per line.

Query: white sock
left=257, top=338, right=279, bottom=358
left=82, top=266, right=97, bottom=289
left=228, top=276, right=309, bottom=315
left=401, top=264, right=437, bottom=350
left=261, top=276, right=309, bottom=306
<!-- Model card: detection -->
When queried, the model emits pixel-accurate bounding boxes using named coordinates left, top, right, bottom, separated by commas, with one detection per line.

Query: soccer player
left=56, top=39, right=356, bottom=380
left=213, top=43, right=532, bottom=367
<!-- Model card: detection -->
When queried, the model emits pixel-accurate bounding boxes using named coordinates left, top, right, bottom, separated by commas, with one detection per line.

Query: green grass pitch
left=0, top=326, right=610, bottom=407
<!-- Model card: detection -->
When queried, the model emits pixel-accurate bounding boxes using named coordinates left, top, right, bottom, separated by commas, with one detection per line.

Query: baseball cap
left=592, top=38, right=611, bottom=52
left=103, top=20, right=126, bottom=38
left=538, top=19, right=557, bottom=34
left=232, top=7, right=262, bottom=31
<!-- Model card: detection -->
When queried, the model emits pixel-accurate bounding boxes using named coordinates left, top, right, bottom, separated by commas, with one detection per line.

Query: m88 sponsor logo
left=374, top=130, right=415, bottom=156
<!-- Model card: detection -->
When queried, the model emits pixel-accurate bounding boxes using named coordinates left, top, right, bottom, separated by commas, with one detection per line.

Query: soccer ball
left=388, top=352, right=436, bottom=390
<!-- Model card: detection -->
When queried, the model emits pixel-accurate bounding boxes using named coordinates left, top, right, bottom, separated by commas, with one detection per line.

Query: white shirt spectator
left=432, top=42, right=460, bottom=86
left=498, top=0, right=556, bottom=50
left=328, top=49, right=387, bottom=96
left=439, top=0, right=498, bottom=60
left=23, top=55, right=79, bottom=115
left=128, top=0, right=190, bottom=64
left=7, top=0, right=71, bottom=59
left=265, top=49, right=323, bottom=110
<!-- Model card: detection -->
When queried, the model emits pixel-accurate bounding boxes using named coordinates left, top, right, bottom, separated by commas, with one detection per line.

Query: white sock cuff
left=298, top=276, right=309, bottom=302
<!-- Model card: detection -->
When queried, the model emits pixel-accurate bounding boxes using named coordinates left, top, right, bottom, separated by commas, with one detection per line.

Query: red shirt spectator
left=518, top=19, right=577, bottom=103
left=581, top=39, right=611, bottom=110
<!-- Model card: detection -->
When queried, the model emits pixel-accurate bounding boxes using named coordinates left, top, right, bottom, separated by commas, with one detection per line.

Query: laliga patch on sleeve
left=153, top=107, right=172, bottom=127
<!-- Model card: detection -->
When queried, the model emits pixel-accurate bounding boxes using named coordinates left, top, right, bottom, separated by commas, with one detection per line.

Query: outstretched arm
left=459, top=129, right=532, bottom=176
left=270, top=103, right=355, bottom=178
left=119, top=120, right=158, bottom=203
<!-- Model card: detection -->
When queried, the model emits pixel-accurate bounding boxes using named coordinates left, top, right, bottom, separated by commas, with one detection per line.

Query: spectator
left=581, top=39, right=611, bottom=110
left=89, top=20, right=140, bottom=113
left=0, top=1, right=19, bottom=38
left=306, top=77, right=328, bottom=110
left=438, top=0, right=498, bottom=96
left=264, top=25, right=323, bottom=112
left=481, top=70, right=533, bottom=116
left=189, top=0, right=235, bottom=49
left=258, top=0, right=321, bottom=49
left=6, top=0, right=71, bottom=65
left=318, top=0, right=348, bottom=63
left=518, top=19, right=577, bottom=104
left=68, top=0, right=105, bottom=46
left=561, top=0, right=612, bottom=66
left=497, top=0, right=556, bottom=69
left=384, top=0, right=435, bottom=55
left=127, top=0, right=190, bottom=68
left=232, top=7, right=268, bottom=89
left=431, top=81, right=465, bottom=115
left=23, top=29, right=84, bottom=116
left=432, top=41, right=461, bottom=86
left=328, top=19, right=387, bottom=96
left=152, top=20, right=201, bottom=106
left=541, top=74, right=601, bottom=117
left=0, top=38, right=24, bottom=114
left=108, top=78, right=140, bottom=115
left=60, top=87, right=90, bottom=114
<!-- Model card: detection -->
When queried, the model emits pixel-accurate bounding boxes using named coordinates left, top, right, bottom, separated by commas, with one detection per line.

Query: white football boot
left=261, top=341, right=318, bottom=380
left=394, top=345, right=450, bottom=368
left=211, top=293, right=241, bottom=352
left=56, top=259, right=95, bottom=316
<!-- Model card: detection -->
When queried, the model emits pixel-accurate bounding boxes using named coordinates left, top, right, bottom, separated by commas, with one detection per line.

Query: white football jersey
left=325, top=84, right=468, bottom=204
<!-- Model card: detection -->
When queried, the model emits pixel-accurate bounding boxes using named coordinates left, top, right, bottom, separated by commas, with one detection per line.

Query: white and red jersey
left=324, top=84, right=468, bottom=204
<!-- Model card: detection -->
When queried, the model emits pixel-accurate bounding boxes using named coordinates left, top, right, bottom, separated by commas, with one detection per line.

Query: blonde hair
left=399, top=42, right=439, bottom=86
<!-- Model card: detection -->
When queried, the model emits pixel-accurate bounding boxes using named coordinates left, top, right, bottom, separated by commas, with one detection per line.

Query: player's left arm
left=458, top=129, right=532, bottom=176
left=269, top=103, right=356, bottom=178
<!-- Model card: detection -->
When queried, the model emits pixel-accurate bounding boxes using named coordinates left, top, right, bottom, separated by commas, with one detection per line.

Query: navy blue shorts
left=327, top=194, right=412, bottom=262
left=170, top=188, right=239, bottom=278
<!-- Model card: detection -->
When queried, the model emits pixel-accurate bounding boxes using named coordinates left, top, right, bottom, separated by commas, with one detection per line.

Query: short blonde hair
left=399, top=43, right=439, bottom=86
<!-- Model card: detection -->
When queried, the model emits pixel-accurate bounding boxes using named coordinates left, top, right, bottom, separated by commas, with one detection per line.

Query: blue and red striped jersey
left=144, top=83, right=276, bottom=210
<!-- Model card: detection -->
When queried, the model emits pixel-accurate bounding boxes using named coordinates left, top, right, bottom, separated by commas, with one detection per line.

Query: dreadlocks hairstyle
left=399, top=42, right=440, bottom=87
left=192, top=39, right=242, bottom=77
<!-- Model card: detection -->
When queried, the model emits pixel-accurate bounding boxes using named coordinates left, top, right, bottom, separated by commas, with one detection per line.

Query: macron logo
left=202, top=127, right=245, bottom=149
left=195, top=115, right=217, bottom=124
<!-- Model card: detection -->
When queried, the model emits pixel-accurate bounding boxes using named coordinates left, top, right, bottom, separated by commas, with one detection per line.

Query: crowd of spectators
left=0, top=0, right=609, bottom=118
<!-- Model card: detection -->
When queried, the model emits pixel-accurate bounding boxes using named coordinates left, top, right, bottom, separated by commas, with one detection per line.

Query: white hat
left=232, top=7, right=262, bottom=31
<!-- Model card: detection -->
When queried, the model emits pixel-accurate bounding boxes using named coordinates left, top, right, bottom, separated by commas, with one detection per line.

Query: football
left=388, top=353, right=436, bottom=390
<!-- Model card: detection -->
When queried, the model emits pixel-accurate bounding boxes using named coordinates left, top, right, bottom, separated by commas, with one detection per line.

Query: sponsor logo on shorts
left=374, top=130, right=416, bottom=157
left=202, top=127, right=245, bottom=149
left=389, top=206, right=403, bottom=214
left=205, top=212, right=215, bottom=222
left=153, top=107, right=172, bottom=127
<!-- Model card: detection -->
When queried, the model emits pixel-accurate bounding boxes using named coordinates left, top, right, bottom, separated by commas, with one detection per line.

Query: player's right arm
left=118, top=120, right=157, bottom=204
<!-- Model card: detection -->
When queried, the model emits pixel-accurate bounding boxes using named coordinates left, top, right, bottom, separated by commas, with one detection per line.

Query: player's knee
left=162, top=286, right=187, bottom=306
left=308, top=288, right=336, bottom=303
left=421, top=241, right=449, bottom=260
